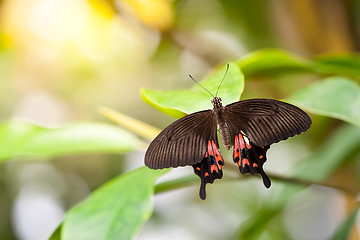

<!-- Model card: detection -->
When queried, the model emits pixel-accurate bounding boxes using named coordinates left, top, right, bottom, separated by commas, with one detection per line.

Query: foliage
left=141, top=63, right=244, bottom=117
left=1, top=0, right=360, bottom=239
left=1, top=17, right=360, bottom=240
left=50, top=167, right=168, bottom=240
left=45, top=50, right=360, bottom=239
left=0, top=122, right=141, bottom=161
left=0, top=49, right=357, bottom=239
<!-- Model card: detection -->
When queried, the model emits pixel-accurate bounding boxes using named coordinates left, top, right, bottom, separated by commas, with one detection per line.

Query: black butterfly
left=144, top=67, right=311, bottom=200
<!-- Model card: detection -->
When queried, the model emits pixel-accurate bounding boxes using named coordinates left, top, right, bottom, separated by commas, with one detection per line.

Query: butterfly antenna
left=189, top=74, right=215, bottom=98
left=215, top=64, right=229, bottom=97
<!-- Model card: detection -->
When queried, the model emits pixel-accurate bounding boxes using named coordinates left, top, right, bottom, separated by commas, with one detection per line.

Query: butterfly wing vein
left=225, top=99, right=311, bottom=147
left=145, top=110, right=217, bottom=169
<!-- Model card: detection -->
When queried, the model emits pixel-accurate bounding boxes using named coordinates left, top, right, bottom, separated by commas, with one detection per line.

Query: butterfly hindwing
left=145, top=110, right=217, bottom=169
left=225, top=98, right=312, bottom=147
left=193, top=139, right=224, bottom=200
left=233, top=132, right=271, bottom=187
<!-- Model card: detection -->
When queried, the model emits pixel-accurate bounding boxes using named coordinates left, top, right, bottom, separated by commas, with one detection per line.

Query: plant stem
left=155, top=171, right=359, bottom=195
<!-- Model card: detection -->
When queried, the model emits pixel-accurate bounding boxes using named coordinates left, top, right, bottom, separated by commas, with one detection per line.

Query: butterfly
left=144, top=65, right=311, bottom=200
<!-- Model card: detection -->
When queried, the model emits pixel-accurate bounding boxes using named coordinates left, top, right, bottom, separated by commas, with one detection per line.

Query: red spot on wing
left=196, top=167, right=201, bottom=171
left=238, top=133, right=251, bottom=149
left=238, top=134, right=246, bottom=149
left=204, top=172, right=209, bottom=177
left=207, top=141, right=214, bottom=156
left=233, top=135, right=240, bottom=159
left=211, top=164, right=218, bottom=173
left=242, top=158, right=249, bottom=167
left=253, top=163, right=258, bottom=167
left=206, top=140, right=224, bottom=167
left=211, top=140, right=222, bottom=160
left=259, top=155, right=264, bottom=159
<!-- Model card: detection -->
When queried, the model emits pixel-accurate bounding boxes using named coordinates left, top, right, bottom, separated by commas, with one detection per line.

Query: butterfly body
left=145, top=97, right=311, bottom=200
left=211, top=97, right=231, bottom=149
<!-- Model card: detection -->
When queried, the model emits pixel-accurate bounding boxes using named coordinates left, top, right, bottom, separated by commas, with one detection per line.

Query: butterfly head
left=211, top=97, right=223, bottom=109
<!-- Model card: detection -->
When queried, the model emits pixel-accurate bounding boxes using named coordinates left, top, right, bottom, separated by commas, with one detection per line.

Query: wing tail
left=193, top=139, right=224, bottom=200
left=233, top=132, right=271, bottom=188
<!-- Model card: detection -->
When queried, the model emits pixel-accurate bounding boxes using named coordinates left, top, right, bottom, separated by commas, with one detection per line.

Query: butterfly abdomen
left=212, top=99, right=231, bottom=150
left=218, top=121, right=231, bottom=149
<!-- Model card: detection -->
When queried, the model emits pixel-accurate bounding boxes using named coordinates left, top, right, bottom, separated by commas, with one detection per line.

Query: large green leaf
left=237, top=49, right=312, bottom=77
left=287, top=77, right=360, bottom=126
left=141, top=62, right=244, bottom=118
left=0, top=121, right=141, bottom=161
left=313, top=54, right=360, bottom=79
left=237, top=49, right=360, bottom=80
left=60, top=167, right=168, bottom=240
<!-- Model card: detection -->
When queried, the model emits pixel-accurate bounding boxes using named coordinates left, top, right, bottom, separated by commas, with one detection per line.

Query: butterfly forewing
left=224, top=98, right=312, bottom=147
left=145, top=110, right=217, bottom=169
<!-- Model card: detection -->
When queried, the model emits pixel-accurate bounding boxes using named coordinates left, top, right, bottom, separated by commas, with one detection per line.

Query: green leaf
left=49, top=224, right=62, bottom=240
left=61, top=167, right=169, bottom=240
left=236, top=49, right=360, bottom=80
left=313, top=54, right=360, bottom=79
left=332, top=205, right=360, bottom=240
left=287, top=77, right=360, bottom=126
left=237, top=49, right=312, bottom=77
left=0, top=121, right=141, bottom=161
left=141, top=62, right=244, bottom=118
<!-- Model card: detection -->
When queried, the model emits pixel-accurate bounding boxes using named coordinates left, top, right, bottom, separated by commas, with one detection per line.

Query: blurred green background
left=0, top=0, right=359, bottom=239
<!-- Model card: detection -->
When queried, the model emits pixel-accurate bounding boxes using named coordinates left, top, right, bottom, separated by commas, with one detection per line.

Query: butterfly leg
left=233, top=133, right=271, bottom=188
left=193, top=140, right=224, bottom=200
